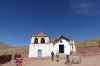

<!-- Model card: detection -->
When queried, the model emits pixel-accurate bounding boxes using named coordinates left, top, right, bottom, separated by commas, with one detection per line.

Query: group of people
left=51, top=51, right=59, bottom=62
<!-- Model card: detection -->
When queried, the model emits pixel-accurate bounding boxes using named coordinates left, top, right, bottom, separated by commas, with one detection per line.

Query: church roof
left=52, top=34, right=70, bottom=44
left=32, top=32, right=49, bottom=37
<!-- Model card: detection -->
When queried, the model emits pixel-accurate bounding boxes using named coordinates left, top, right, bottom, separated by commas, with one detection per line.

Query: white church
left=29, top=32, right=76, bottom=57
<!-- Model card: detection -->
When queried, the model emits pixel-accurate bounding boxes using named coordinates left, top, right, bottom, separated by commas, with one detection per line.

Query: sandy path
left=1, top=55, right=100, bottom=66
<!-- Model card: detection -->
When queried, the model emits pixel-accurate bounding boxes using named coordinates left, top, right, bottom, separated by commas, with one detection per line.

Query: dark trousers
left=51, top=55, right=54, bottom=61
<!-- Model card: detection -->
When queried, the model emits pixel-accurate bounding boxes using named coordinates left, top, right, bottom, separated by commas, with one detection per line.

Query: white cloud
left=70, top=0, right=100, bottom=14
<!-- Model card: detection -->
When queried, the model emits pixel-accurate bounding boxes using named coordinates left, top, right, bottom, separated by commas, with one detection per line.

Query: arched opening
left=34, top=38, right=38, bottom=43
left=41, top=38, right=45, bottom=43
left=98, top=42, right=100, bottom=48
left=98, top=45, right=100, bottom=48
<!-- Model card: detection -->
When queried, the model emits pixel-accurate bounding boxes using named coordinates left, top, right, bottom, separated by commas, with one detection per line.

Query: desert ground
left=1, top=55, right=100, bottom=66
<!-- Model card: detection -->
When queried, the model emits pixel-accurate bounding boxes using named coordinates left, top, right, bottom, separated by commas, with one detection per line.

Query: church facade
left=28, top=32, right=76, bottom=57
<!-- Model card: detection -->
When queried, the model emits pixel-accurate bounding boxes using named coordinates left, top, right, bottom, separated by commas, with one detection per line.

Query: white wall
left=45, top=37, right=50, bottom=43
left=70, top=40, right=76, bottom=52
left=73, top=40, right=76, bottom=52
left=31, top=37, right=35, bottom=43
left=29, top=43, right=53, bottom=57
left=29, top=36, right=76, bottom=57
left=53, top=39, right=71, bottom=55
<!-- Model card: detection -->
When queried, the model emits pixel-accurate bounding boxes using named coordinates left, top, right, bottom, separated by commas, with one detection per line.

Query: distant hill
left=0, top=42, right=13, bottom=49
left=94, top=37, right=100, bottom=40
left=75, top=37, right=100, bottom=47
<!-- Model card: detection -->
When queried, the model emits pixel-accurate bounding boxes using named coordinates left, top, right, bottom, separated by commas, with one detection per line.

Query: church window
left=41, top=38, right=45, bottom=43
left=34, top=38, right=38, bottom=43
left=60, top=40, right=62, bottom=43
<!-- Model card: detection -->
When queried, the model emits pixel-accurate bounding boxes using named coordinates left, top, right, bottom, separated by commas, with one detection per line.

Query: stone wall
left=0, top=55, right=12, bottom=65
left=76, top=46, right=99, bottom=54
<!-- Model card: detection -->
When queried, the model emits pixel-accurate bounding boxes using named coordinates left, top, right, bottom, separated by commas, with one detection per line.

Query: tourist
left=51, top=51, right=54, bottom=61
left=56, top=50, right=59, bottom=62
left=16, top=54, right=23, bottom=66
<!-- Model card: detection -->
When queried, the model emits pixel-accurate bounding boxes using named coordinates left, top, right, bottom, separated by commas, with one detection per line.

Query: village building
left=28, top=32, right=76, bottom=57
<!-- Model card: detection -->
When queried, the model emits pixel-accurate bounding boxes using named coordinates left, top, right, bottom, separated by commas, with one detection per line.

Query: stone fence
left=0, top=55, right=12, bottom=65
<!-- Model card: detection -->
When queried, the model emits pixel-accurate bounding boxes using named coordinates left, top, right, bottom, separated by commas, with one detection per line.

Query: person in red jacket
left=16, top=54, right=23, bottom=66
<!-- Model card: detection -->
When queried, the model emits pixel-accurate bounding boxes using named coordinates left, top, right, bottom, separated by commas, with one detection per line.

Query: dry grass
left=0, top=46, right=29, bottom=55
left=0, top=42, right=29, bottom=55
left=0, top=42, right=13, bottom=49
left=75, top=40, right=100, bottom=47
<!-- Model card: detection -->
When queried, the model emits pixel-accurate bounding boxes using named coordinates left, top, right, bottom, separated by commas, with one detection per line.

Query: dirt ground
left=1, top=55, right=100, bottom=66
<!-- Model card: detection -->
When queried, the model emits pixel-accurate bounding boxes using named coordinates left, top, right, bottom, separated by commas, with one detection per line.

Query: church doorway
left=59, top=45, right=64, bottom=53
left=38, top=50, right=42, bottom=57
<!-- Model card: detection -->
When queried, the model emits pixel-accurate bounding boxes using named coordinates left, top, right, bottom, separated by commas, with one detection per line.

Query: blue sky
left=0, top=0, right=100, bottom=47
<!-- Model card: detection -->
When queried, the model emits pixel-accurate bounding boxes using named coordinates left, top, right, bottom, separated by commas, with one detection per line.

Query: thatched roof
left=32, top=32, right=50, bottom=37
left=52, top=35, right=70, bottom=44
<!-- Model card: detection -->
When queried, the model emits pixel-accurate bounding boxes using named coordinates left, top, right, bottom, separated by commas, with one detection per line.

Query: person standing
left=51, top=51, right=54, bottom=61
left=56, top=50, right=59, bottom=62
left=16, top=54, right=23, bottom=66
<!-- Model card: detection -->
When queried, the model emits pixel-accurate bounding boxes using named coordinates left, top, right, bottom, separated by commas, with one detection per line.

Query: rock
left=70, top=50, right=77, bottom=55
left=69, top=55, right=81, bottom=64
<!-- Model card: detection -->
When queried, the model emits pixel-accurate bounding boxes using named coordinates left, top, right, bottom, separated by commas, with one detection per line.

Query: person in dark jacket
left=51, top=51, right=54, bottom=61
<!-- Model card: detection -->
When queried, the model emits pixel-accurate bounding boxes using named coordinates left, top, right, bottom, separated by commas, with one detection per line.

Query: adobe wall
left=76, top=46, right=100, bottom=54
left=0, top=55, right=12, bottom=65
left=11, top=51, right=29, bottom=60
left=0, top=51, right=29, bottom=65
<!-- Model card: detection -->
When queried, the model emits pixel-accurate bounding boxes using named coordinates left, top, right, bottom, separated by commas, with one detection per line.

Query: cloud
left=70, top=0, right=100, bottom=14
